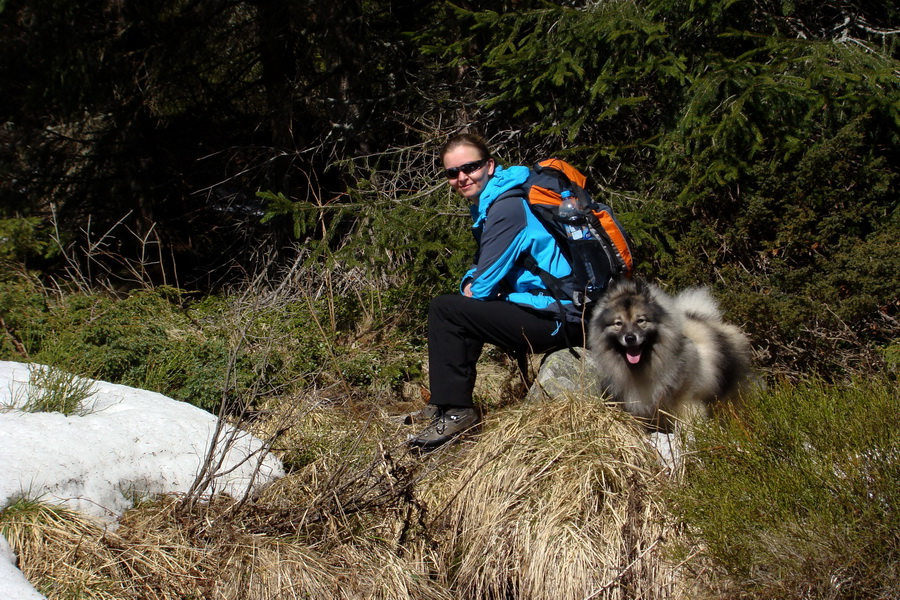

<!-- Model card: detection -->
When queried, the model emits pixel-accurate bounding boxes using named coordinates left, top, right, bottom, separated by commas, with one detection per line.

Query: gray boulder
left=525, top=348, right=606, bottom=402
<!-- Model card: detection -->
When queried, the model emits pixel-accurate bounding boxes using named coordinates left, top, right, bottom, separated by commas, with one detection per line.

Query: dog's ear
left=635, top=278, right=660, bottom=302
left=606, top=277, right=633, bottom=300
left=631, top=277, right=649, bottom=294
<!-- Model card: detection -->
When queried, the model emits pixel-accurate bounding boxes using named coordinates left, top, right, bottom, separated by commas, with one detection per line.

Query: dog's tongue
left=626, top=348, right=642, bottom=364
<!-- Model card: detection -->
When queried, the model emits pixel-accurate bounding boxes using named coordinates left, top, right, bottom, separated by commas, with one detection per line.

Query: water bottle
left=558, top=189, right=579, bottom=221
left=558, top=190, right=592, bottom=241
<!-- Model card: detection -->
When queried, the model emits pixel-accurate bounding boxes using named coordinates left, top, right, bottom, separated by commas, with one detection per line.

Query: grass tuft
left=427, top=396, right=682, bottom=600
left=11, top=364, right=97, bottom=415
left=1, top=497, right=125, bottom=599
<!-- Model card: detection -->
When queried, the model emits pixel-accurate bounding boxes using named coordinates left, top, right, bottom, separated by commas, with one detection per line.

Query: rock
left=525, top=348, right=605, bottom=402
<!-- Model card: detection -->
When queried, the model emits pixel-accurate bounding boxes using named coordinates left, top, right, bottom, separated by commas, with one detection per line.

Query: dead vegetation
left=423, top=398, right=681, bottom=600
left=3, top=395, right=687, bottom=600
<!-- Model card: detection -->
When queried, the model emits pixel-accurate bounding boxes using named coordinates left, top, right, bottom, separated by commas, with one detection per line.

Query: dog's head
left=591, top=279, right=663, bottom=366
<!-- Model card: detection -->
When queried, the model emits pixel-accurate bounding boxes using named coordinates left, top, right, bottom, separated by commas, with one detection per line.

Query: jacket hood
left=470, top=165, right=531, bottom=228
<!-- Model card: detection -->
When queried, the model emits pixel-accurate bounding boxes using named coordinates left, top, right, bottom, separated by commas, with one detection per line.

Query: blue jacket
left=462, top=165, right=581, bottom=323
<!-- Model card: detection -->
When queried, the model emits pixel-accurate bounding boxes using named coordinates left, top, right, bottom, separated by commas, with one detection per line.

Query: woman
left=408, top=133, right=586, bottom=451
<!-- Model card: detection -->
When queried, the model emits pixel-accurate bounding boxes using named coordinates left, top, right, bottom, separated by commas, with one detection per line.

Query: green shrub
left=648, top=116, right=899, bottom=378
left=335, top=346, right=423, bottom=391
left=0, top=268, right=428, bottom=413
left=0, top=275, right=49, bottom=358
left=0, top=217, right=51, bottom=264
left=0, top=278, right=269, bottom=412
left=670, top=377, right=900, bottom=599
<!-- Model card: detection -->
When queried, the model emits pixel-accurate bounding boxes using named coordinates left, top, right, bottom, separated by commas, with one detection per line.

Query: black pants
left=427, top=294, right=585, bottom=408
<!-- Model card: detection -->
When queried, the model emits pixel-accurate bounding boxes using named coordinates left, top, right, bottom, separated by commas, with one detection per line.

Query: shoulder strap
left=517, top=254, right=582, bottom=359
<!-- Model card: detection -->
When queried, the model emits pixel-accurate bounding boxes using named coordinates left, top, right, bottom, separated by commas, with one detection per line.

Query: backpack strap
left=518, top=254, right=582, bottom=359
left=518, top=254, right=570, bottom=307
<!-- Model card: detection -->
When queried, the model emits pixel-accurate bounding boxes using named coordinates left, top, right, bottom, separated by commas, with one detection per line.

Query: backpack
left=505, top=158, right=635, bottom=311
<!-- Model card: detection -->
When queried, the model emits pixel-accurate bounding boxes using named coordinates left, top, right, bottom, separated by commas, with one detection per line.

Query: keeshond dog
left=588, top=278, right=753, bottom=430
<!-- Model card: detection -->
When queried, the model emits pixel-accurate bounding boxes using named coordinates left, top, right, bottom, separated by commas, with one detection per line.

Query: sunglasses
left=444, top=158, right=489, bottom=179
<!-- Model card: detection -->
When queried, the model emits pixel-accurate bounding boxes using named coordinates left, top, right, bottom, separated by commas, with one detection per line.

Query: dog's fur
left=588, top=278, right=753, bottom=429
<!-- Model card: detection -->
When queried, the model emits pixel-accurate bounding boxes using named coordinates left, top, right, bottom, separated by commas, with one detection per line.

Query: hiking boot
left=408, top=407, right=480, bottom=452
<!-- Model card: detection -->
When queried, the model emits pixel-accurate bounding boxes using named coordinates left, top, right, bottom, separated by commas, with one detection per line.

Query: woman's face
left=443, top=144, right=495, bottom=203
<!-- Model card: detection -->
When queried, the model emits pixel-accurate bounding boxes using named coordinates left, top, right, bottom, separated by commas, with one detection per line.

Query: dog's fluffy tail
left=673, top=286, right=723, bottom=322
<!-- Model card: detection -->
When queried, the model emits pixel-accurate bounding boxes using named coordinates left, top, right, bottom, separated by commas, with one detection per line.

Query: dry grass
left=422, top=396, right=683, bottom=600
left=3, top=394, right=689, bottom=600
left=4, top=491, right=450, bottom=600
left=2, top=500, right=127, bottom=599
